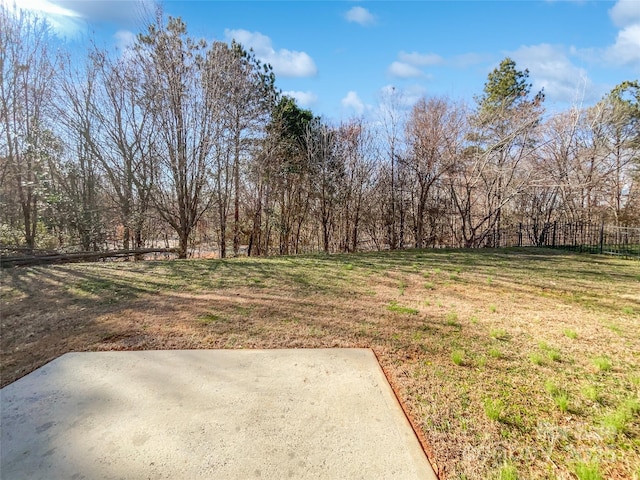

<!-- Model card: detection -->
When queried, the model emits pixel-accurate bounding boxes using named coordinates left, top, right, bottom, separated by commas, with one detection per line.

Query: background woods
left=1, top=6, right=639, bottom=258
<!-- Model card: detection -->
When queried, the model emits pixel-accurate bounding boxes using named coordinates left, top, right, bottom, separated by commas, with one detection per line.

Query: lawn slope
left=2, top=248, right=639, bottom=479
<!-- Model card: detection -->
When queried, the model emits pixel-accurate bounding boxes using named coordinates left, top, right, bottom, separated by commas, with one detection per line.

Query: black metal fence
left=484, top=222, right=640, bottom=259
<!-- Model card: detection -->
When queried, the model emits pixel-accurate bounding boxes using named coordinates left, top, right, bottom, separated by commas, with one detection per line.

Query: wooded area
left=2, top=6, right=639, bottom=259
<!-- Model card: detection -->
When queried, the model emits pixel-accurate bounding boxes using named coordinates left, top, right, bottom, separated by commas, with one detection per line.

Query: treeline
left=2, top=6, right=639, bottom=258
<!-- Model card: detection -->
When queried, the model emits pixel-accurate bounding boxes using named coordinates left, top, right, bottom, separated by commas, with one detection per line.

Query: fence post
left=599, top=222, right=605, bottom=254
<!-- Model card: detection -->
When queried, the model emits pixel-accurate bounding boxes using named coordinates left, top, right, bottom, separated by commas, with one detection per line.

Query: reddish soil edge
left=372, top=348, right=442, bottom=480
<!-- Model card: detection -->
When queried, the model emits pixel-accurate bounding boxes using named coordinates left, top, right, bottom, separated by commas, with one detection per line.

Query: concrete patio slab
left=1, top=349, right=436, bottom=479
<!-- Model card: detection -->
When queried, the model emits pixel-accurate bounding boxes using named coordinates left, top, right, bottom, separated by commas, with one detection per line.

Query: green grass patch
left=386, top=301, right=418, bottom=315
left=445, top=311, right=460, bottom=327
left=529, top=352, right=545, bottom=366
left=490, top=328, right=508, bottom=340
left=573, top=461, right=602, bottom=480
left=605, top=322, right=623, bottom=335
left=592, top=356, right=612, bottom=372
left=563, top=329, right=578, bottom=339
left=538, top=341, right=561, bottom=361
left=545, top=381, right=569, bottom=412
left=601, top=397, right=640, bottom=436
left=198, top=313, right=221, bottom=325
left=489, top=347, right=503, bottom=359
left=582, top=385, right=601, bottom=403
left=547, top=349, right=561, bottom=362
left=544, top=380, right=559, bottom=396
left=451, top=350, right=465, bottom=366
left=497, top=462, right=518, bottom=480
left=484, top=398, right=504, bottom=422
left=553, top=391, right=570, bottom=413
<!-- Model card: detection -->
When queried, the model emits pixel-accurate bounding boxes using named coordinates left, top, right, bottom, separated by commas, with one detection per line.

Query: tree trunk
left=178, top=230, right=189, bottom=259
left=22, top=198, right=36, bottom=253
left=233, top=129, right=240, bottom=256
left=219, top=220, right=226, bottom=259
left=415, top=201, right=424, bottom=249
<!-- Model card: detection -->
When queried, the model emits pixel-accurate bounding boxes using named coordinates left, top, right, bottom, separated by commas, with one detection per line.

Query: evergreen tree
left=476, top=57, right=544, bottom=118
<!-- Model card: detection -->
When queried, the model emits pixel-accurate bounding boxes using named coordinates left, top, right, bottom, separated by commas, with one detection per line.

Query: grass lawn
left=1, top=248, right=639, bottom=479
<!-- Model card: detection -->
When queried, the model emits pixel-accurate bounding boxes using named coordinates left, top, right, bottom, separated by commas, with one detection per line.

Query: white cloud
left=56, top=0, right=156, bottom=25
left=510, top=44, right=597, bottom=104
left=224, top=29, right=317, bottom=78
left=388, top=61, right=425, bottom=79
left=572, top=1, right=640, bottom=70
left=342, top=91, right=366, bottom=115
left=609, top=0, right=640, bottom=28
left=1, top=0, right=156, bottom=38
left=2, top=0, right=85, bottom=37
left=345, top=6, right=375, bottom=26
left=388, top=51, right=441, bottom=79
left=403, top=84, right=428, bottom=106
left=389, top=50, right=488, bottom=76
left=604, top=0, right=640, bottom=68
left=379, top=84, right=427, bottom=109
left=398, top=51, right=443, bottom=66
left=283, top=90, right=318, bottom=107
left=604, top=23, right=640, bottom=67
left=114, top=30, right=136, bottom=51
left=380, top=85, right=397, bottom=97
left=5, top=0, right=77, bottom=17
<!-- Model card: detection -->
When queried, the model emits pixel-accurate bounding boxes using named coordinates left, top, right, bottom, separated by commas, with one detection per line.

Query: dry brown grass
left=1, top=248, right=639, bottom=479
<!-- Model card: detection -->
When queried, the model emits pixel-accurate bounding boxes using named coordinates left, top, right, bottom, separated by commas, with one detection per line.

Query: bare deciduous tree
left=0, top=5, right=58, bottom=251
left=404, top=97, right=463, bottom=248
left=88, top=49, right=156, bottom=253
left=334, top=119, right=376, bottom=252
left=136, top=15, right=215, bottom=258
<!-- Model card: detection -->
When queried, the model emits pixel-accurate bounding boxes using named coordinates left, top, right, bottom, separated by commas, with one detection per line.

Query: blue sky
left=5, top=0, right=640, bottom=121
